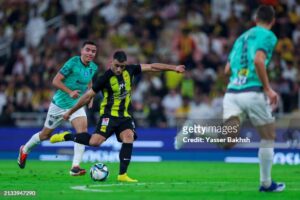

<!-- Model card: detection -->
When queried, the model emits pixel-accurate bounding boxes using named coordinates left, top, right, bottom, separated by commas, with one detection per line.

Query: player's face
left=81, top=44, right=97, bottom=63
left=111, top=59, right=126, bottom=75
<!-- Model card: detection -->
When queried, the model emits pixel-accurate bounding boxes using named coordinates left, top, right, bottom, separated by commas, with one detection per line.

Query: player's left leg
left=117, top=128, right=137, bottom=183
left=70, top=115, right=88, bottom=176
left=248, top=92, right=285, bottom=192
left=256, top=123, right=285, bottom=192
left=220, top=93, right=244, bottom=149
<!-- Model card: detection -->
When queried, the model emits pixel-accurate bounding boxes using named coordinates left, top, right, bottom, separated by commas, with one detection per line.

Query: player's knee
left=89, top=135, right=105, bottom=147
left=89, top=140, right=100, bottom=147
left=220, top=142, right=236, bottom=150
left=40, top=134, right=51, bottom=140
left=257, top=123, right=276, bottom=140
left=40, top=132, right=51, bottom=140
left=261, top=133, right=275, bottom=140
left=121, top=132, right=134, bottom=143
left=224, top=116, right=240, bottom=128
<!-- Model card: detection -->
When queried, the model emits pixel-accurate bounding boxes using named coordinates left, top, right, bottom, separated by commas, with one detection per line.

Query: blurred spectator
left=163, top=70, right=183, bottom=90
left=181, top=70, right=195, bottom=99
left=0, top=82, right=7, bottom=115
left=175, top=96, right=191, bottom=119
left=25, top=6, right=46, bottom=48
left=162, top=89, right=182, bottom=127
left=1, top=0, right=300, bottom=127
left=188, top=94, right=216, bottom=119
left=147, top=96, right=167, bottom=128
left=0, top=100, right=15, bottom=126
left=174, top=27, right=197, bottom=70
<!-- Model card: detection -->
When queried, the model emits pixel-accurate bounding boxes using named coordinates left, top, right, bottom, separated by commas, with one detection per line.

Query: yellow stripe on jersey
left=123, top=70, right=131, bottom=117
left=99, top=89, right=108, bottom=115
left=110, top=76, right=121, bottom=117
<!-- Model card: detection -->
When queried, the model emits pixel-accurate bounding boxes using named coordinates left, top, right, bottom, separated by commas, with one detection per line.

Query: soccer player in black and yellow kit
left=50, top=51, right=185, bottom=182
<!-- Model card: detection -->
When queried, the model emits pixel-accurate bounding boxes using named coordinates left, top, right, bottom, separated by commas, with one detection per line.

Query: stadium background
left=0, top=0, right=300, bottom=164
left=0, top=1, right=300, bottom=199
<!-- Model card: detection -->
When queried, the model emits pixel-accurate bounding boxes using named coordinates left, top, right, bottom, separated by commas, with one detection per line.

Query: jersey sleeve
left=126, top=64, right=142, bottom=76
left=59, top=60, right=73, bottom=77
left=255, top=33, right=277, bottom=56
left=92, top=72, right=109, bottom=93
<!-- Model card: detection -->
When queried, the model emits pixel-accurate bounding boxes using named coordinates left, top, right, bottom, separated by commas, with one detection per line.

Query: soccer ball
left=90, top=163, right=109, bottom=181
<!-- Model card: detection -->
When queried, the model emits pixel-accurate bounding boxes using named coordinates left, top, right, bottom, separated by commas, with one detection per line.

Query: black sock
left=119, top=143, right=133, bottom=175
left=72, top=132, right=91, bottom=146
left=64, top=134, right=74, bottom=141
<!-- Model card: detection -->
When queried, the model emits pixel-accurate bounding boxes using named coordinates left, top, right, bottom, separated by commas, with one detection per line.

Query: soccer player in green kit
left=50, top=50, right=185, bottom=182
left=18, top=41, right=98, bottom=176
left=222, top=6, right=285, bottom=192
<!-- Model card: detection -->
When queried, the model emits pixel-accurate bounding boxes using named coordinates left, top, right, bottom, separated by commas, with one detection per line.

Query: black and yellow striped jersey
left=92, top=64, right=142, bottom=117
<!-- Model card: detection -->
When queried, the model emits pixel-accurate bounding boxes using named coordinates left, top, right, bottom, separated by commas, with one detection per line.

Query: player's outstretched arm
left=140, top=63, right=185, bottom=73
left=52, top=73, right=80, bottom=99
left=63, top=89, right=96, bottom=120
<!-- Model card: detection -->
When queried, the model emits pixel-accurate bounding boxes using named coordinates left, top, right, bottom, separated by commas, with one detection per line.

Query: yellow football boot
left=50, top=131, right=71, bottom=143
left=117, top=173, right=138, bottom=183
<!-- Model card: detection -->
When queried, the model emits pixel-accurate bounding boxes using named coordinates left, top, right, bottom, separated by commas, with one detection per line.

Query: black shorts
left=94, top=115, right=137, bottom=142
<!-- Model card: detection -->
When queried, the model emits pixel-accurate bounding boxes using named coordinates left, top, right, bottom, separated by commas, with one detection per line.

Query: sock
left=73, top=132, right=91, bottom=146
left=258, top=139, right=274, bottom=187
left=119, top=143, right=133, bottom=175
left=23, top=132, right=41, bottom=154
left=64, top=133, right=75, bottom=141
left=72, top=143, right=85, bottom=167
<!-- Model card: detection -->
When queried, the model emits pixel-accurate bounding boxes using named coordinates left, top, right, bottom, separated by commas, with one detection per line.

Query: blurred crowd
left=0, top=0, right=300, bottom=127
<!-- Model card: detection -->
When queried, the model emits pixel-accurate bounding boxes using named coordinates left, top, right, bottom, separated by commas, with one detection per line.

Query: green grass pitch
left=1, top=160, right=299, bottom=200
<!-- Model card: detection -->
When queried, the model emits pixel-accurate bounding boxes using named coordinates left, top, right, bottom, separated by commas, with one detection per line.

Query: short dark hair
left=82, top=40, right=96, bottom=48
left=256, top=5, right=275, bottom=24
left=113, top=50, right=127, bottom=62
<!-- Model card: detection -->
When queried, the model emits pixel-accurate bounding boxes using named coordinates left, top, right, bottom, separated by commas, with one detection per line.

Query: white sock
left=258, top=139, right=274, bottom=187
left=23, top=132, right=41, bottom=154
left=72, top=143, right=85, bottom=167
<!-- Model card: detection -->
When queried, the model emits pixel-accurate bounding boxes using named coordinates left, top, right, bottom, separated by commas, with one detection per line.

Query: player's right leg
left=18, top=102, right=64, bottom=169
left=18, top=127, right=54, bottom=169
left=69, top=110, right=88, bottom=176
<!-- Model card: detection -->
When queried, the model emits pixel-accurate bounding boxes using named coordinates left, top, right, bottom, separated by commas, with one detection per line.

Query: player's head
left=81, top=41, right=97, bottom=64
left=111, top=50, right=127, bottom=75
left=255, top=5, right=275, bottom=27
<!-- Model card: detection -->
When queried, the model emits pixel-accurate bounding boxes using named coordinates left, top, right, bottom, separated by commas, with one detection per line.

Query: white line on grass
left=71, top=182, right=194, bottom=193
left=71, top=182, right=300, bottom=193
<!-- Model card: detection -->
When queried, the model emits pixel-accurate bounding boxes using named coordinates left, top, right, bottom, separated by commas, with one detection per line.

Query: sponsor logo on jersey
left=101, top=118, right=110, bottom=126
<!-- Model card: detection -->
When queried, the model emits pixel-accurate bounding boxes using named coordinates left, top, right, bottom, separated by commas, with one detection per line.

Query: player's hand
left=265, top=88, right=279, bottom=111
left=175, top=65, right=185, bottom=73
left=63, top=111, right=71, bottom=121
left=88, top=99, right=93, bottom=109
left=69, top=90, right=81, bottom=99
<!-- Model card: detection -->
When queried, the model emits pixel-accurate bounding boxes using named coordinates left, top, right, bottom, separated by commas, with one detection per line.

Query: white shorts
left=223, top=92, right=275, bottom=126
left=44, top=102, right=87, bottom=129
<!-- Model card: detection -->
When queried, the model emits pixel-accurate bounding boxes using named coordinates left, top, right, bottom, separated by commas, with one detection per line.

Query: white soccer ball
left=90, top=163, right=109, bottom=181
